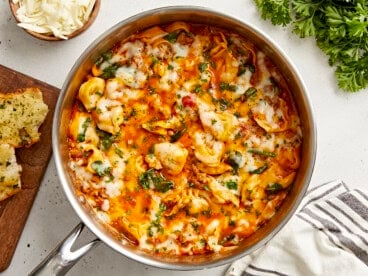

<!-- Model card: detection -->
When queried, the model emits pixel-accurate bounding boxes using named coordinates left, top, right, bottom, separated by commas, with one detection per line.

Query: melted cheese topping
left=67, top=22, right=302, bottom=256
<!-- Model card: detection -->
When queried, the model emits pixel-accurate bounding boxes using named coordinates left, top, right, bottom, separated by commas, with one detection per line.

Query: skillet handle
left=29, top=222, right=101, bottom=276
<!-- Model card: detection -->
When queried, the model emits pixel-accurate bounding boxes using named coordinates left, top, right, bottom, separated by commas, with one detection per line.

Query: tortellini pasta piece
left=94, top=97, right=124, bottom=134
left=79, top=144, right=109, bottom=175
left=144, top=153, right=163, bottom=170
left=142, top=117, right=181, bottom=136
left=69, top=113, right=99, bottom=146
left=251, top=98, right=289, bottom=133
left=187, top=194, right=209, bottom=215
left=241, top=165, right=295, bottom=205
left=276, top=145, right=301, bottom=170
left=115, top=66, right=146, bottom=89
left=219, top=52, right=239, bottom=83
left=195, top=162, right=232, bottom=175
left=193, top=132, right=225, bottom=167
left=205, top=219, right=222, bottom=252
left=106, top=146, right=127, bottom=179
left=208, top=176, right=239, bottom=207
left=78, top=77, right=105, bottom=111
left=154, top=142, right=188, bottom=175
left=162, top=189, right=209, bottom=217
left=105, top=78, right=145, bottom=102
left=199, top=110, right=239, bottom=141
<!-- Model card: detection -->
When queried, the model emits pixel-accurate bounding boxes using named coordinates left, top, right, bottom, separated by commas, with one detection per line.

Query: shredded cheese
left=13, top=0, right=96, bottom=39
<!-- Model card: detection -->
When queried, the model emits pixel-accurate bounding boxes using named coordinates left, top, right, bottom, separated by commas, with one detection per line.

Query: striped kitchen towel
left=226, top=180, right=368, bottom=276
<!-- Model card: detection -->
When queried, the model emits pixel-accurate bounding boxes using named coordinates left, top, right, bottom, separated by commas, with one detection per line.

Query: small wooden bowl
left=9, top=0, right=101, bottom=41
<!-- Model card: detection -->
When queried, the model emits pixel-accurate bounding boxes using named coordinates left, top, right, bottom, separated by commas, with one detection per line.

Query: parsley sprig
left=254, top=0, right=368, bottom=92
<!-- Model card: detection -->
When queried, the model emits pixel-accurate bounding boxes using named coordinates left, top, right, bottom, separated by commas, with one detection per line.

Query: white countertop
left=1, top=0, right=367, bottom=275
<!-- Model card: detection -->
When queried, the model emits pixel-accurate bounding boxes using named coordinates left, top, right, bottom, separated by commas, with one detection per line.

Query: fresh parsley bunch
left=254, top=0, right=368, bottom=92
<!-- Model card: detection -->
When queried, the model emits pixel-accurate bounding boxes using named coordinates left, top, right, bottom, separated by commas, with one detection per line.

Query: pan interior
left=53, top=6, right=316, bottom=270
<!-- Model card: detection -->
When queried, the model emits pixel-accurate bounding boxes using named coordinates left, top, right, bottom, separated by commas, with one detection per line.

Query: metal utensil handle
left=29, top=222, right=101, bottom=276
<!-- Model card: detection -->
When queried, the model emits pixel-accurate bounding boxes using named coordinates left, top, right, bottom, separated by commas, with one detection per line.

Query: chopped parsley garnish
left=219, top=98, right=231, bottom=110
left=249, top=164, right=269, bottom=174
left=239, top=87, right=257, bottom=102
left=245, top=87, right=257, bottom=97
left=148, top=203, right=166, bottom=237
left=191, top=221, right=200, bottom=232
left=163, top=32, right=179, bottom=43
left=77, top=117, right=91, bottom=142
left=113, top=145, right=124, bottom=158
left=225, top=180, right=238, bottom=190
left=100, top=63, right=121, bottom=79
left=138, top=169, right=174, bottom=193
left=95, top=50, right=113, bottom=66
left=170, top=127, right=187, bottom=142
left=97, top=129, right=117, bottom=151
left=150, top=56, right=159, bottom=68
left=226, top=151, right=242, bottom=173
left=219, top=82, right=237, bottom=92
left=192, top=84, right=203, bottom=93
left=198, top=62, right=208, bottom=72
left=248, top=148, right=276, bottom=157
left=237, top=64, right=255, bottom=76
left=265, top=183, right=284, bottom=194
left=91, top=161, right=112, bottom=177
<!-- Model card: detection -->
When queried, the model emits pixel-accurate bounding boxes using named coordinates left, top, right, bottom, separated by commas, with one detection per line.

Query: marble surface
left=1, top=0, right=367, bottom=275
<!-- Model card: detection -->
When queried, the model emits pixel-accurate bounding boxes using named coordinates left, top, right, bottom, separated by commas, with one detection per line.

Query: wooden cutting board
left=0, top=64, right=60, bottom=272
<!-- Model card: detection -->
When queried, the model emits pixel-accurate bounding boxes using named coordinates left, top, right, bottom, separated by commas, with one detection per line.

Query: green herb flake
left=225, top=180, right=238, bottom=190
left=266, top=183, right=284, bottom=194
left=198, top=62, right=208, bottom=72
left=100, top=63, right=121, bottom=79
left=170, top=127, right=187, bottom=142
left=147, top=203, right=166, bottom=237
left=226, top=151, right=242, bottom=173
left=91, top=161, right=112, bottom=177
left=97, top=130, right=117, bottom=151
left=114, top=145, right=124, bottom=158
left=219, top=98, right=231, bottom=110
left=138, top=169, right=174, bottom=193
left=151, top=56, right=159, bottom=68
left=163, top=32, right=179, bottom=43
left=249, top=164, right=269, bottom=174
left=77, top=117, right=91, bottom=142
left=219, top=82, right=237, bottom=92
left=191, top=221, right=200, bottom=232
left=95, top=50, right=113, bottom=66
left=192, top=84, right=202, bottom=94
left=248, top=148, right=276, bottom=157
